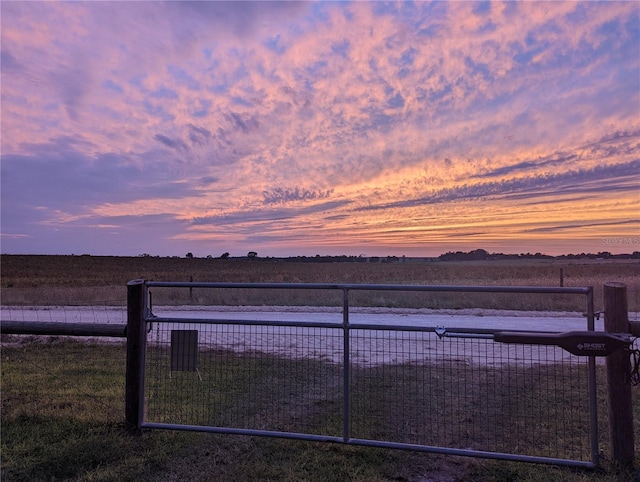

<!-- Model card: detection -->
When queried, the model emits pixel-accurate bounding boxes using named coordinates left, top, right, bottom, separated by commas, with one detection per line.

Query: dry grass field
left=1, top=255, right=638, bottom=312
left=2, top=254, right=640, bottom=481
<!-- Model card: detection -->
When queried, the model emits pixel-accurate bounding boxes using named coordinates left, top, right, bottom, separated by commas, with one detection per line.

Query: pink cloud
left=2, top=1, right=638, bottom=256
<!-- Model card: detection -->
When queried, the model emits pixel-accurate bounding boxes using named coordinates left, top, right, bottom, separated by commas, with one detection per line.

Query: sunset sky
left=1, top=1, right=639, bottom=258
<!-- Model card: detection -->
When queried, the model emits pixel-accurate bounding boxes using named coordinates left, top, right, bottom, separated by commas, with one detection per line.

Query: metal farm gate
left=125, top=280, right=631, bottom=468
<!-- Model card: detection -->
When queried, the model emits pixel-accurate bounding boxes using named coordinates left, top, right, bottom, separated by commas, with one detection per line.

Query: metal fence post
left=342, top=287, right=350, bottom=443
left=603, top=282, right=634, bottom=469
left=126, top=279, right=147, bottom=434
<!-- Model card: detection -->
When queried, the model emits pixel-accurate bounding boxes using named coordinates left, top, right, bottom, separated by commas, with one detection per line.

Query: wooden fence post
left=125, top=279, right=147, bottom=435
left=603, top=282, right=634, bottom=469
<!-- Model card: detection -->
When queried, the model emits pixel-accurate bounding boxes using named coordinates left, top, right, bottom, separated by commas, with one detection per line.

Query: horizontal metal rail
left=141, top=422, right=594, bottom=468
left=148, top=316, right=344, bottom=329
left=0, top=320, right=127, bottom=337
left=146, top=280, right=592, bottom=295
left=148, top=315, right=565, bottom=336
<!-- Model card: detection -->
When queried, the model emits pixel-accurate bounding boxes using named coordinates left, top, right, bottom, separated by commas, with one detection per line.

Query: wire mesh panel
left=144, top=319, right=594, bottom=463
left=349, top=329, right=592, bottom=462
left=145, top=322, right=344, bottom=436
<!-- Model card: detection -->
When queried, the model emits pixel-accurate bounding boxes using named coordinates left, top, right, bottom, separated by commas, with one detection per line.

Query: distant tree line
left=139, top=250, right=639, bottom=262
left=438, top=249, right=640, bottom=261
left=277, top=255, right=403, bottom=263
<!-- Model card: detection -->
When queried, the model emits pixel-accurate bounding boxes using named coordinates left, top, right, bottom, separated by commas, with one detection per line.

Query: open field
left=1, top=255, right=639, bottom=480
left=2, top=339, right=639, bottom=482
left=1, top=255, right=639, bottom=312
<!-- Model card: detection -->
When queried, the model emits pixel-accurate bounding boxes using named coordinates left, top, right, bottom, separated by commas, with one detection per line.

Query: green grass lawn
left=2, top=338, right=639, bottom=481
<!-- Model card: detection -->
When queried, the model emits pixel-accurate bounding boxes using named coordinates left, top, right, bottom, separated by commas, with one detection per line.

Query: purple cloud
left=1, top=1, right=638, bottom=257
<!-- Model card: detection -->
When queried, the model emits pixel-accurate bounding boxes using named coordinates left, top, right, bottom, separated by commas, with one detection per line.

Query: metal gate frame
left=126, top=280, right=600, bottom=468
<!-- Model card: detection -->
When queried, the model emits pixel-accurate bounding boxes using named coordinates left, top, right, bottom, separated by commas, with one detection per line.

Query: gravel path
left=2, top=305, right=610, bottom=366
